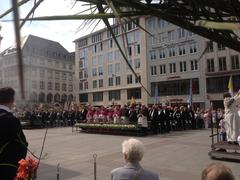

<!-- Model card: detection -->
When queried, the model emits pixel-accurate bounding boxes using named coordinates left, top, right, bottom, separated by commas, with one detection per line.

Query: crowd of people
left=15, top=104, right=226, bottom=135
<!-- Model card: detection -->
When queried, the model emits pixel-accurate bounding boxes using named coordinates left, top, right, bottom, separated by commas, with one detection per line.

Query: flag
left=130, top=96, right=136, bottom=106
left=188, top=79, right=193, bottom=107
left=228, top=75, right=233, bottom=96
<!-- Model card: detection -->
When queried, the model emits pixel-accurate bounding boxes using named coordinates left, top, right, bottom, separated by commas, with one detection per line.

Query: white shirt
left=0, top=105, right=11, bottom=112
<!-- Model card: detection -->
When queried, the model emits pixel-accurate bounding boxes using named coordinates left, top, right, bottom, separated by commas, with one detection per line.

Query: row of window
left=79, top=88, right=141, bottom=102
left=150, top=29, right=194, bottom=45
left=151, top=60, right=198, bottom=75
left=31, top=92, right=74, bottom=103
left=34, top=70, right=73, bottom=81
left=151, top=78, right=199, bottom=96
left=150, top=42, right=197, bottom=61
left=206, top=41, right=226, bottom=52
left=79, top=75, right=141, bottom=90
left=35, top=81, right=73, bottom=92
left=207, top=55, right=240, bottom=72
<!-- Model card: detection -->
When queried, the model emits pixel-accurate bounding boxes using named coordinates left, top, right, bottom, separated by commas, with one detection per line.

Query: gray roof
left=23, top=34, right=69, bottom=54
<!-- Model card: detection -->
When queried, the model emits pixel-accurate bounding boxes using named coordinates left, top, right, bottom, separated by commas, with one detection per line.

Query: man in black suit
left=0, top=87, right=28, bottom=180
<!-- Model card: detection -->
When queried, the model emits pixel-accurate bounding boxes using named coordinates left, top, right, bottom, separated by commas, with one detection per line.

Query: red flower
left=15, top=157, right=38, bottom=180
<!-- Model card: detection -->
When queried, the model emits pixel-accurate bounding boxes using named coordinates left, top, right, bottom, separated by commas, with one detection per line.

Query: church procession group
left=16, top=103, right=225, bottom=134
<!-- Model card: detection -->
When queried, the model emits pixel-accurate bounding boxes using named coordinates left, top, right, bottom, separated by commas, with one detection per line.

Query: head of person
left=201, top=163, right=235, bottom=180
left=122, top=138, right=145, bottom=163
left=0, top=87, right=15, bottom=109
left=223, top=92, right=232, bottom=99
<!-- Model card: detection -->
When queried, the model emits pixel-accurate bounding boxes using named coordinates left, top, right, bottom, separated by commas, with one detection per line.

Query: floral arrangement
left=15, top=157, right=38, bottom=180
left=75, top=123, right=141, bottom=130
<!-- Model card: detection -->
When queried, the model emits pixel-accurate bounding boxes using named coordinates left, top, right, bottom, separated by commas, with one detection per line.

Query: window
left=84, top=82, right=88, bottom=89
left=93, top=80, right=97, bottom=88
left=206, top=41, right=213, bottom=52
left=178, top=45, right=186, bottom=55
left=127, top=74, right=133, bottom=84
left=99, top=79, right=103, bottom=88
left=207, top=59, right=215, bottom=72
left=108, top=64, right=113, bottom=75
left=108, top=39, right=113, bottom=48
left=134, top=44, right=141, bottom=55
left=109, top=90, right=121, bottom=100
left=169, top=63, right=176, bottom=73
left=115, top=63, right=120, bottom=75
left=69, top=74, right=73, bottom=81
left=32, top=81, right=37, bottom=89
left=126, top=60, right=132, bottom=72
left=84, top=70, right=88, bottom=78
left=180, top=61, right=187, bottom=72
left=168, top=30, right=175, bottom=41
left=98, top=55, right=103, bottom=65
left=160, top=65, right=166, bottom=74
left=151, top=66, right=157, bottom=76
left=159, top=19, right=165, bottom=28
left=40, top=81, right=45, bottom=90
left=116, top=76, right=121, bottom=85
left=108, top=77, right=113, bottom=86
left=79, top=82, right=83, bottom=91
left=159, top=49, right=165, bottom=59
left=98, top=67, right=103, bottom=76
left=92, top=68, right=97, bottom=76
left=98, top=42, right=103, bottom=52
left=135, top=75, right=141, bottom=83
left=55, top=72, right=60, bottom=80
left=218, top=57, right=227, bottom=71
left=190, top=60, right=198, bottom=71
left=62, top=83, right=67, bottom=91
left=134, top=30, right=140, bottom=42
left=127, top=88, right=141, bottom=99
left=134, top=58, right=140, bottom=69
left=93, top=92, right=103, bottom=102
left=62, top=73, right=67, bottom=80
left=55, top=83, right=60, bottom=91
left=47, top=70, right=52, bottom=79
left=108, top=52, right=113, bottom=63
left=92, top=56, right=97, bottom=66
left=177, top=28, right=185, bottom=39
left=40, top=69, right=45, bottom=78
left=69, top=84, right=73, bottom=92
left=231, top=55, right=240, bottom=70
left=188, top=31, right=193, bottom=37
left=168, top=47, right=176, bottom=57
left=114, top=50, right=120, bottom=61
left=79, top=93, right=88, bottom=102
left=159, top=33, right=165, bottom=43
left=189, top=42, right=197, bottom=53
left=217, top=43, right=225, bottom=51
left=150, top=50, right=156, bottom=61
left=47, top=82, right=52, bottom=90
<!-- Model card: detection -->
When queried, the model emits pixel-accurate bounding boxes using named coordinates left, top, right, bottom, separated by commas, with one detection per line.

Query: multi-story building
left=75, top=16, right=240, bottom=108
left=0, top=35, right=75, bottom=107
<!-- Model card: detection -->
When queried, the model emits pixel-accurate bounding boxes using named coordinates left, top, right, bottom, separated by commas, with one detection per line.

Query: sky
left=0, top=0, right=105, bottom=52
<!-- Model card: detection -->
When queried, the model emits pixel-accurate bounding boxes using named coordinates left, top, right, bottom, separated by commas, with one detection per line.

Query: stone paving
left=24, top=127, right=240, bottom=180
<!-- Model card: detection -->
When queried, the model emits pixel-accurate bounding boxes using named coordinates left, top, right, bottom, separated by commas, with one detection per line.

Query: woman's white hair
left=122, top=138, right=145, bottom=162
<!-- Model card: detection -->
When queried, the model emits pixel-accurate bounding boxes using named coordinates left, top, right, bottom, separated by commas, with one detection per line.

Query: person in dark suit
left=0, top=87, right=28, bottom=180
left=111, top=138, right=159, bottom=180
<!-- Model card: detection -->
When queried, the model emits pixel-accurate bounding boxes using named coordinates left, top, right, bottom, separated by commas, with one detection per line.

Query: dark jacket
left=0, top=109, right=28, bottom=179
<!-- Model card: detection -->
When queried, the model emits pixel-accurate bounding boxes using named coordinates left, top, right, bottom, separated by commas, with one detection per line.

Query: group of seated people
left=112, top=138, right=236, bottom=180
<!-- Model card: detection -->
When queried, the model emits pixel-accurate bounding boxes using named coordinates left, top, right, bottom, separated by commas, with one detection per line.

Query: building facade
left=75, top=16, right=240, bottom=108
left=0, top=35, right=75, bottom=107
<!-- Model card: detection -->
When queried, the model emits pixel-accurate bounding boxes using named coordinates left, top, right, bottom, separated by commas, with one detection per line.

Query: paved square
left=24, top=128, right=240, bottom=180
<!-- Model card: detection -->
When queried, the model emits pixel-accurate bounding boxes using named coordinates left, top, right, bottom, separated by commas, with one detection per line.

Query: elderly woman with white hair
left=111, top=138, right=159, bottom=180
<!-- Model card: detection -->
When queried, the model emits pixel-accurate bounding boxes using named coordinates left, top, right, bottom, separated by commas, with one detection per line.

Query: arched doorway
left=38, top=92, right=45, bottom=103
left=54, top=93, right=60, bottom=102
left=30, top=92, right=37, bottom=102
left=47, top=93, right=53, bottom=103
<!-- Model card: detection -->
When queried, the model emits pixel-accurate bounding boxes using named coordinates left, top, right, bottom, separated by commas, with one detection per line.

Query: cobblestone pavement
left=24, top=128, right=240, bottom=180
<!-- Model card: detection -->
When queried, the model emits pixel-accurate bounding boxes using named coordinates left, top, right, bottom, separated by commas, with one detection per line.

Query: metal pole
left=93, top=154, right=97, bottom=180
left=57, top=163, right=60, bottom=180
